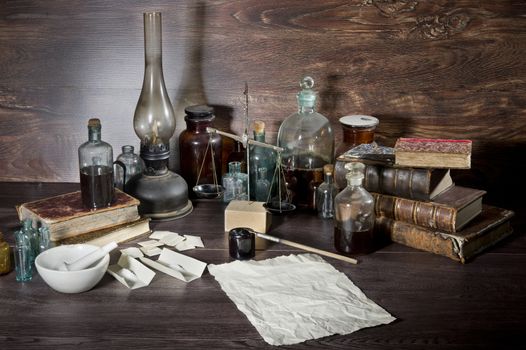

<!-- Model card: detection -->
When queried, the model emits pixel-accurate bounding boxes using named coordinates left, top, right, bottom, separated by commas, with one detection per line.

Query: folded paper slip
left=140, top=248, right=206, bottom=282
left=208, top=254, right=395, bottom=346
left=107, top=254, right=155, bottom=289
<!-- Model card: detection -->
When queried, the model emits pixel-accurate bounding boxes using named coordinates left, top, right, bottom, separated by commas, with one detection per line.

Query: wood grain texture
left=0, top=182, right=526, bottom=349
left=0, top=0, right=525, bottom=212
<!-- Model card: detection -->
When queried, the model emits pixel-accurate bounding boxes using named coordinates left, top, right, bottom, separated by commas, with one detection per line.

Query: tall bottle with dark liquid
left=78, top=118, right=115, bottom=209
left=334, top=162, right=376, bottom=255
left=277, top=76, right=334, bottom=209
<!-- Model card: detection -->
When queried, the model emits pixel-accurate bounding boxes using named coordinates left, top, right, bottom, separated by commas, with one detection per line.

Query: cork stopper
left=253, top=120, right=265, bottom=134
left=88, top=118, right=101, bottom=128
left=323, top=164, right=334, bottom=175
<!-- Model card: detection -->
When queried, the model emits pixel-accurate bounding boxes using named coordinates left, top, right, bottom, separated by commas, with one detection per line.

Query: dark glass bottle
left=78, top=118, right=115, bottom=209
left=179, top=105, right=222, bottom=195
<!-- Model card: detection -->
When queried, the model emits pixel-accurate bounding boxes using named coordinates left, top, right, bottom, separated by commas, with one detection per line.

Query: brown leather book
left=334, top=160, right=453, bottom=200
left=373, top=186, right=486, bottom=233
left=16, top=189, right=140, bottom=242
left=57, top=218, right=151, bottom=247
left=376, top=205, right=514, bottom=263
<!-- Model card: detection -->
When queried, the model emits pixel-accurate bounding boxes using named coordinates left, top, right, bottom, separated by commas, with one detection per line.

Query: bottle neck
left=88, top=127, right=101, bottom=142
left=253, top=131, right=266, bottom=142
left=347, top=178, right=363, bottom=188
left=299, top=105, right=314, bottom=114
left=324, top=172, right=333, bottom=184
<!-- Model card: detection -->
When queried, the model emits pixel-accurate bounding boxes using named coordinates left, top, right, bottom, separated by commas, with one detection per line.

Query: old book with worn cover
left=334, top=160, right=453, bottom=201
left=394, top=138, right=472, bottom=169
left=376, top=205, right=514, bottom=263
left=373, top=186, right=486, bottom=233
left=17, top=189, right=140, bottom=242
left=57, top=218, right=151, bottom=247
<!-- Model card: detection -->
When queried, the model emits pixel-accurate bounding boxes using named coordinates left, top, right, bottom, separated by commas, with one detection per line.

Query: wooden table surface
left=0, top=182, right=525, bottom=349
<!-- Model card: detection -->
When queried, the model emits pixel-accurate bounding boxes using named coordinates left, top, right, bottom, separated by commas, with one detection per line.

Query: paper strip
left=140, top=248, right=206, bottom=282
left=120, top=247, right=144, bottom=259
left=138, top=240, right=164, bottom=248
left=107, top=254, right=155, bottom=289
left=140, top=246, right=162, bottom=257
left=183, top=235, right=204, bottom=248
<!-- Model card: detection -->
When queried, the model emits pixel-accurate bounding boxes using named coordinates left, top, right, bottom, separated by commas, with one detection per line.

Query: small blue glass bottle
left=21, top=219, right=38, bottom=264
left=38, top=226, right=52, bottom=254
left=14, top=228, right=32, bottom=282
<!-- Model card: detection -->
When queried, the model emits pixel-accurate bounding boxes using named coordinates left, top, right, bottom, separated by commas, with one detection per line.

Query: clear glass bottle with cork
left=334, top=162, right=376, bottom=255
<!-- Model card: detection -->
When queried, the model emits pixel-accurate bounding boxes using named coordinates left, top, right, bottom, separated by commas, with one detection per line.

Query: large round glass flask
left=277, top=76, right=334, bottom=209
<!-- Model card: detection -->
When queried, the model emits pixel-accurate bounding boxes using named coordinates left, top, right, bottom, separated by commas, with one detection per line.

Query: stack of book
left=16, top=189, right=151, bottom=247
left=335, top=138, right=514, bottom=263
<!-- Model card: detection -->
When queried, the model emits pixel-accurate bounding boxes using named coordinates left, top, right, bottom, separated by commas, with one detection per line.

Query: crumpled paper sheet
left=208, top=254, right=395, bottom=346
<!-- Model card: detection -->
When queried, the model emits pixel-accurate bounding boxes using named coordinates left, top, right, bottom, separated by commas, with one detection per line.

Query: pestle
left=63, top=242, right=118, bottom=271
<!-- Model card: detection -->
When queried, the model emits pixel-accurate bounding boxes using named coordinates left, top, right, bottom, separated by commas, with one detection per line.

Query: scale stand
left=193, top=83, right=295, bottom=213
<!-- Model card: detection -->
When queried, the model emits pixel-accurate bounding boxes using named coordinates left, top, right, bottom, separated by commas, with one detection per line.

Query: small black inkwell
left=228, top=227, right=255, bottom=260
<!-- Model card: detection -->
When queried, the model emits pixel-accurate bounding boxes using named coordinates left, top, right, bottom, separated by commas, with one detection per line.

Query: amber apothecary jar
left=335, top=115, right=379, bottom=158
left=179, top=105, right=222, bottom=195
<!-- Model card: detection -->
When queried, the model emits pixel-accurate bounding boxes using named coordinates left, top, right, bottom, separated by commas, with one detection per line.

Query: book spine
left=375, top=216, right=460, bottom=262
left=373, top=193, right=457, bottom=232
left=335, top=161, right=432, bottom=200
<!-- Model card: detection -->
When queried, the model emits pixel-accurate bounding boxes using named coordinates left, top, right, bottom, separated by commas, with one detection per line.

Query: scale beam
left=206, top=127, right=284, bottom=153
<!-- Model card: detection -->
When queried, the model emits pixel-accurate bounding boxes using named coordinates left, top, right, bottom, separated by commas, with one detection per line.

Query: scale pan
left=263, top=201, right=296, bottom=215
left=193, top=184, right=224, bottom=199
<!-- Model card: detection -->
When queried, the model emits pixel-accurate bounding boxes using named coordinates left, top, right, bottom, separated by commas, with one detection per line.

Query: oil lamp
left=126, top=12, right=192, bottom=220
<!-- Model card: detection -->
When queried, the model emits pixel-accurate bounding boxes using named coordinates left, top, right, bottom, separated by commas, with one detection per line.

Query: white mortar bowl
left=35, top=244, right=110, bottom=294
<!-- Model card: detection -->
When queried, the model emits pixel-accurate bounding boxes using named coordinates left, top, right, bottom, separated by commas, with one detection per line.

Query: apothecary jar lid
left=339, top=115, right=379, bottom=128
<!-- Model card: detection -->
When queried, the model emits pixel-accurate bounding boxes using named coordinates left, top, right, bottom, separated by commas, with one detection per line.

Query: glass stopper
left=300, top=76, right=314, bottom=89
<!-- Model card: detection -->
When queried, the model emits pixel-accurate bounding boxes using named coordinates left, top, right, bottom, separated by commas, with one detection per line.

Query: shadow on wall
left=168, top=1, right=240, bottom=174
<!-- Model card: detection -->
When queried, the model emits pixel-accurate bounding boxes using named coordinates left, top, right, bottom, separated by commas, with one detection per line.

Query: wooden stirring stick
left=253, top=231, right=358, bottom=265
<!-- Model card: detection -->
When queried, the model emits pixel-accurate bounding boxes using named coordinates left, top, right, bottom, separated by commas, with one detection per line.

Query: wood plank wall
left=0, top=0, right=525, bottom=209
